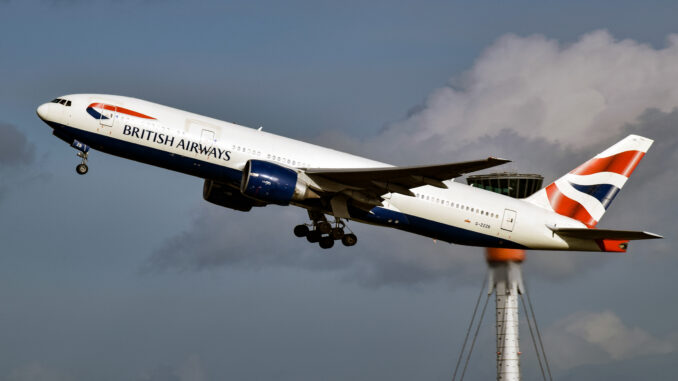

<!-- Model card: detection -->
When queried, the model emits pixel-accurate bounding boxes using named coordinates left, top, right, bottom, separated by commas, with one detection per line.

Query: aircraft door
left=501, top=209, right=517, bottom=232
left=99, top=105, right=116, bottom=127
left=200, top=129, right=216, bottom=157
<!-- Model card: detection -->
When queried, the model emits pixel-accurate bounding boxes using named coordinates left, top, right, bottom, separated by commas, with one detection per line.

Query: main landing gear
left=293, top=212, right=357, bottom=250
left=71, top=140, right=90, bottom=175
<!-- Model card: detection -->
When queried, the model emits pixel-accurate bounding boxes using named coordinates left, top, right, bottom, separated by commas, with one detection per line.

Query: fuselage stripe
left=87, top=103, right=156, bottom=120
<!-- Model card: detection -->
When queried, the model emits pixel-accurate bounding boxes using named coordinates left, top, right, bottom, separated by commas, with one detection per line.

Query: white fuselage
left=38, top=94, right=597, bottom=251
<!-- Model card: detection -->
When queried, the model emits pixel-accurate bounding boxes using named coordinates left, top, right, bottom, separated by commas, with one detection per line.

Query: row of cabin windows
left=414, top=192, right=500, bottom=219
left=232, top=145, right=310, bottom=168
left=51, top=98, right=72, bottom=106
left=267, top=153, right=310, bottom=168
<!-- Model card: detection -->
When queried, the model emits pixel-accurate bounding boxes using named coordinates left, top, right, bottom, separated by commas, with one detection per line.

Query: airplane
left=36, top=94, right=661, bottom=251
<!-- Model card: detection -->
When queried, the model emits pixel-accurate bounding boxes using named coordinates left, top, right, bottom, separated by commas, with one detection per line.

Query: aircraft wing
left=548, top=227, right=663, bottom=240
left=304, top=157, right=509, bottom=203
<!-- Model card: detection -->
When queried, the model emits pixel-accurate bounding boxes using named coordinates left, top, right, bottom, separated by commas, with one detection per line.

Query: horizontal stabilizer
left=548, top=226, right=663, bottom=240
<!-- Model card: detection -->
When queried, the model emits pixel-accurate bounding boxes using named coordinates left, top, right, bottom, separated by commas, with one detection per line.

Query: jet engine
left=203, top=179, right=265, bottom=212
left=241, top=160, right=317, bottom=205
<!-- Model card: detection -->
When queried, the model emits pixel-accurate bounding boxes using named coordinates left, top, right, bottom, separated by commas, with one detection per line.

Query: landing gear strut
left=293, top=212, right=358, bottom=249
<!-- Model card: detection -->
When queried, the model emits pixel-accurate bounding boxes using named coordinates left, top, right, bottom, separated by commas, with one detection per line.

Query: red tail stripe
left=545, top=183, right=597, bottom=228
left=88, top=103, right=156, bottom=120
left=570, top=150, right=644, bottom=177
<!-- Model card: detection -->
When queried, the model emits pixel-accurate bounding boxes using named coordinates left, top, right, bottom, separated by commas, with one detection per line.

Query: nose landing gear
left=76, top=152, right=89, bottom=175
left=293, top=212, right=358, bottom=249
left=72, top=140, right=90, bottom=175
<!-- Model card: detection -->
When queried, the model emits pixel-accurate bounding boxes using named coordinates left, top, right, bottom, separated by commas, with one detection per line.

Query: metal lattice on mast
left=466, top=173, right=543, bottom=381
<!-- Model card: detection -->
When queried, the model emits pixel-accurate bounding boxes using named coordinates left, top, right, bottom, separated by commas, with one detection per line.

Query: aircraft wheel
left=317, top=221, right=332, bottom=235
left=294, top=224, right=309, bottom=237
left=341, top=234, right=357, bottom=247
left=76, top=163, right=88, bottom=175
left=330, top=227, right=344, bottom=240
left=319, top=236, right=334, bottom=249
left=306, top=230, right=321, bottom=243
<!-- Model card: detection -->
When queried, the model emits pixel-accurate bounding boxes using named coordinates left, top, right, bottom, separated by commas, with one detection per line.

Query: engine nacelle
left=241, top=160, right=315, bottom=205
left=203, top=179, right=265, bottom=212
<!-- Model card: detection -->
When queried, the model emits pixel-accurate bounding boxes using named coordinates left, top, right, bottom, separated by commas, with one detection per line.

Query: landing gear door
left=99, top=105, right=116, bottom=127
left=501, top=209, right=517, bottom=232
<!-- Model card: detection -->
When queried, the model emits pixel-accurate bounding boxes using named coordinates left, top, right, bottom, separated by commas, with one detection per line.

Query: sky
left=1, top=1, right=677, bottom=380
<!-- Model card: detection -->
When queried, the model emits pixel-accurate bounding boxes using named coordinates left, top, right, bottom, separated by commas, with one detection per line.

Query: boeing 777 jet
left=37, top=94, right=661, bottom=251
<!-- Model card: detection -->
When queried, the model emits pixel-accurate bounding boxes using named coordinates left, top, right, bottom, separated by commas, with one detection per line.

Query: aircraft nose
left=36, top=103, right=50, bottom=121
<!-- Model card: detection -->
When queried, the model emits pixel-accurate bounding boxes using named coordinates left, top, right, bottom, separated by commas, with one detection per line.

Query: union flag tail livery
left=527, top=135, right=652, bottom=228
left=36, top=94, right=662, bottom=252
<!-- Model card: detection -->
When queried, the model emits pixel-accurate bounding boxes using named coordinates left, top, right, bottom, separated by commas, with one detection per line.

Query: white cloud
left=544, top=310, right=674, bottom=370
left=384, top=30, right=678, bottom=152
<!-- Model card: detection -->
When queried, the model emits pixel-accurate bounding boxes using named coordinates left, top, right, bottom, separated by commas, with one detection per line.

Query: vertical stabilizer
left=526, top=135, right=653, bottom=227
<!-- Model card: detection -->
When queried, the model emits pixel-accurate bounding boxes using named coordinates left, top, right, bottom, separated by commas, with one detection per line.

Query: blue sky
left=1, top=1, right=677, bottom=380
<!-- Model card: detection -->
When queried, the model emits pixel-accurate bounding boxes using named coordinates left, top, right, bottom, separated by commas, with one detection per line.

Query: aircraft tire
left=319, top=236, right=334, bottom=249
left=294, top=224, right=309, bottom=237
left=330, top=228, right=344, bottom=240
left=317, top=221, right=332, bottom=235
left=307, top=230, right=321, bottom=243
left=341, top=234, right=357, bottom=247
left=76, top=164, right=88, bottom=175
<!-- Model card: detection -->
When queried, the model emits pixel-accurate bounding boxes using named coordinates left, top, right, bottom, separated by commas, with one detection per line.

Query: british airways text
left=123, top=125, right=231, bottom=161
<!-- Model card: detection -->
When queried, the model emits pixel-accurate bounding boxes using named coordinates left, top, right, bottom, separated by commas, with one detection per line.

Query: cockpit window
left=50, top=98, right=72, bottom=106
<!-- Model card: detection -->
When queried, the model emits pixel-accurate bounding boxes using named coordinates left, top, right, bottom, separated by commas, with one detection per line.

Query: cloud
left=381, top=30, right=678, bottom=154
left=137, top=355, right=206, bottom=381
left=6, top=362, right=70, bottom=381
left=544, top=311, right=674, bottom=370
left=0, top=122, right=38, bottom=204
left=144, top=205, right=486, bottom=288
left=0, top=122, right=35, bottom=167
left=313, top=30, right=678, bottom=167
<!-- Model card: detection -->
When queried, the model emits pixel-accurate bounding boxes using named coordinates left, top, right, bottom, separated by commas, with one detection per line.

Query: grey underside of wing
left=550, top=228, right=663, bottom=240
left=305, top=157, right=510, bottom=192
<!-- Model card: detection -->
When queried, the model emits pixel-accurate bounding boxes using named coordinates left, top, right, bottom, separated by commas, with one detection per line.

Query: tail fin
left=526, top=135, right=653, bottom=227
